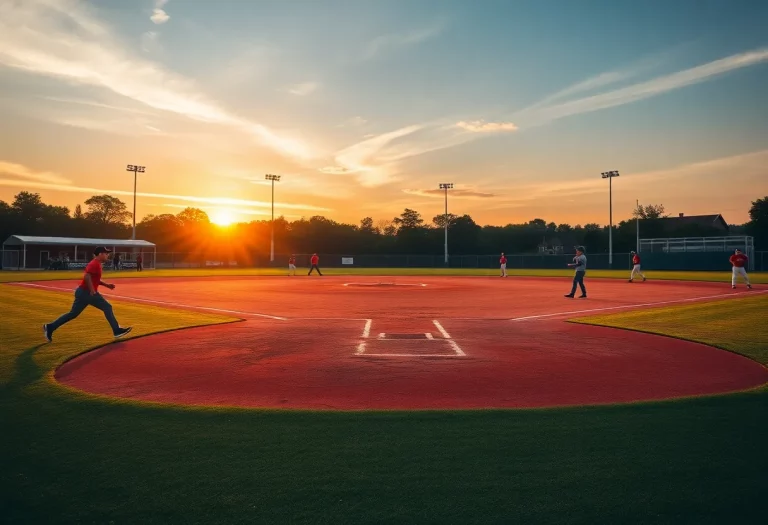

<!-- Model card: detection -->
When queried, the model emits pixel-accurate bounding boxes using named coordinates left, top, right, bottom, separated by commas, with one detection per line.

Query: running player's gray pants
left=48, top=287, right=121, bottom=334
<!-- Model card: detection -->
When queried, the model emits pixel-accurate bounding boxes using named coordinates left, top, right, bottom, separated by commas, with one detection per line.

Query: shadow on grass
left=3, top=343, right=47, bottom=392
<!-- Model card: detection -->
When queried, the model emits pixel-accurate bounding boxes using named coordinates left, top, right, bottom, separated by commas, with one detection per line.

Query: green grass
left=2, top=266, right=767, bottom=283
left=1, top=286, right=766, bottom=524
left=572, top=294, right=768, bottom=364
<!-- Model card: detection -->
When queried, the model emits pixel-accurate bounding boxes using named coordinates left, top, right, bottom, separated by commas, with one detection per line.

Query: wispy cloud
left=0, top=0, right=316, bottom=160
left=318, top=166, right=351, bottom=175
left=288, top=81, right=319, bottom=96
left=0, top=161, right=72, bottom=185
left=362, top=20, right=446, bottom=60
left=456, top=120, right=518, bottom=133
left=337, top=116, right=368, bottom=128
left=150, top=0, right=170, bottom=25
left=0, top=176, right=332, bottom=212
left=514, top=47, right=768, bottom=126
left=403, top=187, right=497, bottom=199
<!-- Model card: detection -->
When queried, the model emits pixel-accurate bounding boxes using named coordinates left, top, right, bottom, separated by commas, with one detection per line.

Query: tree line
left=1, top=192, right=766, bottom=262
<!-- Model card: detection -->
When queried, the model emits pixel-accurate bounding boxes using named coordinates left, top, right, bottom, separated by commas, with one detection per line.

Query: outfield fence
left=147, top=251, right=768, bottom=272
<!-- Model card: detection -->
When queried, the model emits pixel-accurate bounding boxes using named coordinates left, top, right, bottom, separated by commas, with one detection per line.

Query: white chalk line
left=432, top=320, right=466, bottom=356
left=362, top=319, right=372, bottom=338
left=11, top=282, right=287, bottom=320
left=354, top=353, right=464, bottom=358
left=508, top=290, right=768, bottom=322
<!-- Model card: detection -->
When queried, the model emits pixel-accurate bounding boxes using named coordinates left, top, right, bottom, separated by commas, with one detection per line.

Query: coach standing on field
left=308, top=253, right=323, bottom=276
left=565, top=246, right=587, bottom=298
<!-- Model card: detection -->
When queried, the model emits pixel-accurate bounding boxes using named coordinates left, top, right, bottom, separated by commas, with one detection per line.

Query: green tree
left=432, top=213, right=458, bottom=229
left=745, top=196, right=768, bottom=249
left=85, top=194, right=132, bottom=225
left=393, top=208, right=424, bottom=229
left=632, top=203, right=668, bottom=220
left=176, top=207, right=210, bottom=225
left=73, top=204, right=84, bottom=219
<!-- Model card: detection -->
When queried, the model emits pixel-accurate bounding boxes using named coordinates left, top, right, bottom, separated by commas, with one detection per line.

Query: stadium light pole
left=601, top=170, right=620, bottom=267
left=636, top=199, right=640, bottom=253
left=439, top=183, right=453, bottom=265
left=265, top=174, right=281, bottom=262
left=126, top=164, right=145, bottom=240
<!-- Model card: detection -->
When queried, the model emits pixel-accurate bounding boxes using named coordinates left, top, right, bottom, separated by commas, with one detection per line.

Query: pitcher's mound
left=343, top=282, right=427, bottom=287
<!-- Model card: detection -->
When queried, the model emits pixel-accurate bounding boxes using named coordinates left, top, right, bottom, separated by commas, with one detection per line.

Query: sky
left=1, top=0, right=767, bottom=227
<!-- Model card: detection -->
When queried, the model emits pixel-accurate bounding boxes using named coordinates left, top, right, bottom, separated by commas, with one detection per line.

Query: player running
left=288, top=254, right=297, bottom=276
left=628, top=251, right=647, bottom=282
left=499, top=252, right=507, bottom=277
left=730, top=249, right=752, bottom=289
left=43, top=247, right=132, bottom=342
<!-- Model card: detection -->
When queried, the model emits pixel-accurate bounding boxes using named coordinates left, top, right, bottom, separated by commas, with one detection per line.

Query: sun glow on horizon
left=210, top=210, right=236, bottom=227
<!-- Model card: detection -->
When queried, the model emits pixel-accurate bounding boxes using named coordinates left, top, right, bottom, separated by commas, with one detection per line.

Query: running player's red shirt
left=500, top=255, right=507, bottom=265
left=632, top=254, right=641, bottom=265
left=289, top=257, right=296, bottom=265
left=310, top=255, right=319, bottom=265
left=730, top=253, right=748, bottom=268
left=79, top=258, right=103, bottom=291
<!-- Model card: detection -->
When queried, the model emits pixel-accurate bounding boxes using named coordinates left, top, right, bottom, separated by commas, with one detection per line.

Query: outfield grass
left=2, top=266, right=767, bottom=283
left=1, top=285, right=766, bottom=524
left=572, top=293, right=768, bottom=365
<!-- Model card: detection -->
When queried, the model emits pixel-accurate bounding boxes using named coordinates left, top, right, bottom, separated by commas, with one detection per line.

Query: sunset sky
left=1, top=0, right=767, bottom=227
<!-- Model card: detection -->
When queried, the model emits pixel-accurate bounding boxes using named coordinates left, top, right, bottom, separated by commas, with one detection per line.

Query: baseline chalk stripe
left=362, top=319, right=372, bottom=338
left=432, top=320, right=466, bottom=356
left=12, top=282, right=288, bottom=320
left=508, top=290, right=768, bottom=322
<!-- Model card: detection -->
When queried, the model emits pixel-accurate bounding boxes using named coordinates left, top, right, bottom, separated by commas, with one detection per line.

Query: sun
left=210, top=210, right=235, bottom=227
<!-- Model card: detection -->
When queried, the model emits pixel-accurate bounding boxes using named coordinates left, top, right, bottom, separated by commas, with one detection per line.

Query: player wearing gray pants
left=565, top=246, right=587, bottom=298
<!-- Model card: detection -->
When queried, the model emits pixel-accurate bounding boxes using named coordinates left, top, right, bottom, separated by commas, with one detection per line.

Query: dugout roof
left=2, top=235, right=155, bottom=248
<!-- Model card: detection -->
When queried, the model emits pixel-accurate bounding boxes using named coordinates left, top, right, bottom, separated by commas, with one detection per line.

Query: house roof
left=2, top=235, right=155, bottom=247
left=655, top=214, right=729, bottom=229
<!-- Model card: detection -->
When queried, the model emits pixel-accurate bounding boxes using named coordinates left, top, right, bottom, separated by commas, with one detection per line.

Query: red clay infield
left=27, top=275, right=768, bottom=410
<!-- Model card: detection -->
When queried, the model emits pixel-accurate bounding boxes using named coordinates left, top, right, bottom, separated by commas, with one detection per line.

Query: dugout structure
left=639, top=236, right=754, bottom=271
left=1, top=235, right=156, bottom=270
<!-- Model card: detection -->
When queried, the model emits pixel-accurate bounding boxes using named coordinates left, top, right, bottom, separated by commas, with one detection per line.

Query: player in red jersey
left=628, top=251, right=646, bottom=282
left=43, top=247, right=132, bottom=342
left=499, top=252, right=507, bottom=277
left=288, top=255, right=296, bottom=276
left=729, top=249, right=752, bottom=289
left=308, top=253, right=323, bottom=276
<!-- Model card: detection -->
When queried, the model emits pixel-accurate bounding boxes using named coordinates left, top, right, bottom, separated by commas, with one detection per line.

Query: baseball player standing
left=499, top=252, right=507, bottom=277
left=629, top=251, right=647, bottom=282
left=565, top=246, right=587, bottom=298
left=308, top=253, right=323, bottom=276
left=730, top=249, right=752, bottom=289
left=43, top=247, right=132, bottom=342
left=288, top=254, right=296, bottom=276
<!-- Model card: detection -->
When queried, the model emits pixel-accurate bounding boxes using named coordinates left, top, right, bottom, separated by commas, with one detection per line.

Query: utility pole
left=601, top=171, right=620, bottom=267
left=265, top=174, right=281, bottom=262
left=439, top=183, right=453, bottom=265
left=636, top=199, right=640, bottom=253
left=126, top=164, right=145, bottom=240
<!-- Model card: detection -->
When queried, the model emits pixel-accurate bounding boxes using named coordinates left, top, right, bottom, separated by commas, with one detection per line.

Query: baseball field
left=1, top=268, right=766, bottom=523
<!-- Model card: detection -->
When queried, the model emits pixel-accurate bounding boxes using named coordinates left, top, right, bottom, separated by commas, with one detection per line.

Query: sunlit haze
left=1, top=0, right=767, bottom=226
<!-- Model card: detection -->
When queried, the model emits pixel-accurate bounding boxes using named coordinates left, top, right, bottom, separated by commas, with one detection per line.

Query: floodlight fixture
left=126, top=164, right=146, bottom=240
left=600, top=170, right=620, bottom=266
left=265, top=174, right=282, bottom=262
left=439, top=183, right=454, bottom=265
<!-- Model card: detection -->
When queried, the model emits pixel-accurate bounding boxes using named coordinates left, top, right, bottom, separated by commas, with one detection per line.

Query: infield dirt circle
left=30, top=275, right=767, bottom=410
